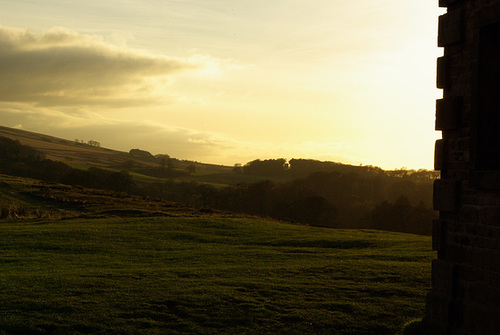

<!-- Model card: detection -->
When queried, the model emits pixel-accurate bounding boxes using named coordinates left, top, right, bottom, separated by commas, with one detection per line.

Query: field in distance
left=0, top=212, right=433, bottom=334
left=0, top=126, right=279, bottom=186
left=0, top=125, right=235, bottom=174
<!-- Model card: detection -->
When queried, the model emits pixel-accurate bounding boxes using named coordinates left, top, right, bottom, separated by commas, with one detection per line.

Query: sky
left=0, top=1, right=445, bottom=169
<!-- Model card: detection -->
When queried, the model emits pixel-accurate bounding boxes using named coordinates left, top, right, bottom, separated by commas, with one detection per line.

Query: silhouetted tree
left=129, top=149, right=154, bottom=161
left=243, top=159, right=287, bottom=176
left=185, top=164, right=196, bottom=174
left=289, top=195, right=338, bottom=226
left=196, top=184, right=217, bottom=208
left=88, top=140, right=101, bottom=147
left=232, top=163, right=243, bottom=174
left=157, top=154, right=171, bottom=170
left=368, top=196, right=434, bottom=235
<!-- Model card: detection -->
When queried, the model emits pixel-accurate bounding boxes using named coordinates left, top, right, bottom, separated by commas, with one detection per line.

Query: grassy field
left=0, top=126, right=232, bottom=178
left=0, top=126, right=295, bottom=187
left=0, top=215, right=434, bottom=334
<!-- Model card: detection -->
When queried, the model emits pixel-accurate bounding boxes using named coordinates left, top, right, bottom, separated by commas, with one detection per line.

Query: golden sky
left=0, top=1, right=444, bottom=169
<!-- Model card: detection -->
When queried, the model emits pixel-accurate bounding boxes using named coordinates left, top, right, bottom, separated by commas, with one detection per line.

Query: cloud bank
left=0, top=25, right=276, bottom=166
left=0, top=25, right=199, bottom=107
left=1, top=102, right=362, bottom=167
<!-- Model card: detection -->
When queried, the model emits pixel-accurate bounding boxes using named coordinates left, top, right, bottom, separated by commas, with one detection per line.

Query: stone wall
left=426, top=0, right=500, bottom=334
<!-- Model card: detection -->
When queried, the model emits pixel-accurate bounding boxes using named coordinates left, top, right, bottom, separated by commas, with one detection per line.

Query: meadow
left=0, top=214, right=434, bottom=334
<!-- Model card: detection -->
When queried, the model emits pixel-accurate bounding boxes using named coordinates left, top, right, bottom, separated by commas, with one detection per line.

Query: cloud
left=0, top=103, right=359, bottom=166
left=0, top=25, right=200, bottom=107
left=0, top=104, right=236, bottom=160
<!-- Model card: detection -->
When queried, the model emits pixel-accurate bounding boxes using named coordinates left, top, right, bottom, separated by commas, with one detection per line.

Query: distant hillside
left=0, top=125, right=439, bottom=183
left=0, top=126, right=137, bottom=168
left=0, top=126, right=231, bottom=174
left=0, top=126, right=439, bottom=235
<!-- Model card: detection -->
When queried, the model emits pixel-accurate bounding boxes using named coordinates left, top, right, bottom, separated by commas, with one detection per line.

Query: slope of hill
left=0, top=173, right=195, bottom=220
left=0, top=126, right=231, bottom=174
left=0, top=126, right=133, bottom=168
left=0, top=132, right=434, bottom=333
left=0, top=125, right=437, bottom=235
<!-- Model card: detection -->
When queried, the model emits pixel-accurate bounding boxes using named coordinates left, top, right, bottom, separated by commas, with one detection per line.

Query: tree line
left=0, top=137, right=134, bottom=192
left=0, top=137, right=436, bottom=235
left=140, top=167, right=437, bottom=235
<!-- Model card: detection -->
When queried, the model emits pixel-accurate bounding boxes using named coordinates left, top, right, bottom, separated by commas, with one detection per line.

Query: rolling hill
left=0, top=125, right=437, bottom=234
left=0, top=126, right=434, bottom=334
left=0, top=125, right=231, bottom=174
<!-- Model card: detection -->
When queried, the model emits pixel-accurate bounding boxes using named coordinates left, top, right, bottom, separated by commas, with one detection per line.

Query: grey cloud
left=0, top=26, right=199, bottom=107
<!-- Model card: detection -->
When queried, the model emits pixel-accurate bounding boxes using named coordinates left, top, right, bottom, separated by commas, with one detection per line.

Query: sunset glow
left=0, top=1, right=444, bottom=169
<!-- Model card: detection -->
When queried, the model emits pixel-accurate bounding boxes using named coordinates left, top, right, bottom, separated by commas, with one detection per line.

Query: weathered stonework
left=426, top=1, right=500, bottom=334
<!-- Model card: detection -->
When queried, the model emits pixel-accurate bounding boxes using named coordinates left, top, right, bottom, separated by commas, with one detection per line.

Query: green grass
left=0, top=216, right=434, bottom=334
left=191, top=172, right=291, bottom=186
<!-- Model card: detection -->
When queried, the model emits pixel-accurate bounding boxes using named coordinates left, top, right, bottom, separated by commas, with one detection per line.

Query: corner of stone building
left=425, top=0, right=500, bottom=334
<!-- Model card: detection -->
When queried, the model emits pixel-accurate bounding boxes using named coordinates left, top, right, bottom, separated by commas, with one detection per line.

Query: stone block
left=436, top=97, right=462, bottom=130
left=484, top=249, right=500, bottom=272
left=485, top=268, right=500, bottom=286
left=460, top=206, right=481, bottom=225
left=435, top=140, right=445, bottom=171
left=436, top=57, right=449, bottom=89
left=455, top=264, right=483, bottom=282
left=434, top=179, right=459, bottom=212
left=489, top=287, right=500, bottom=310
left=447, top=300, right=464, bottom=329
left=445, top=241, right=467, bottom=263
left=462, top=303, right=497, bottom=335
left=471, top=171, right=500, bottom=190
left=438, top=10, right=463, bottom=47
left=425, top=292, right=450, bottom=331
left=449, top=137, right=470, bottom=163
left=482, top=206, right=500, bottom=226
left=433, top=219, right=446, bottom=251
left=468, top=282, right=490, bottom=305
left=439, top=0, right=461, bottom=8
left=432, top=259, right=456, bottom=297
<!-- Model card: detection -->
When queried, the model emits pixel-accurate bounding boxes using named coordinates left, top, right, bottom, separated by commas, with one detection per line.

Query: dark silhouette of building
left=426, top=0, right=500, bottom=334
